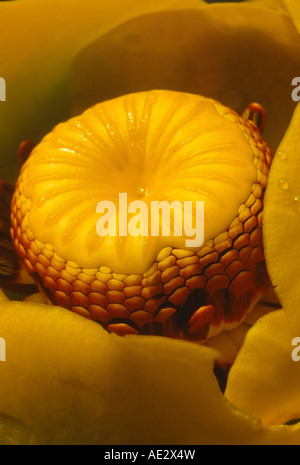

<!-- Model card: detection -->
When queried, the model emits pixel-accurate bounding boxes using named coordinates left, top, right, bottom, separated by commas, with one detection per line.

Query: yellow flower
left=1, top=0, right=300, bottom=445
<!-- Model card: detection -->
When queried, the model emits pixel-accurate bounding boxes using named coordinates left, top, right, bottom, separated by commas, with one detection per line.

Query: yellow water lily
left=1, top=0, right=300, bottom=446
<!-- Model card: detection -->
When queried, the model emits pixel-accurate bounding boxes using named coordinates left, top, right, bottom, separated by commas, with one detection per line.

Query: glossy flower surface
left=1, top=0, right=300, bottom=445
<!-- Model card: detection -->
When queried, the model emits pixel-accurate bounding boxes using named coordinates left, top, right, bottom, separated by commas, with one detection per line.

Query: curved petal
left=283, top=0, right=300, bottom=31
left=225, top=309, right=300, bottom=427
left=0, top=298, right=300, bottom=444
left=71, top=2, right=300, bottom=153
left=205, top=297, right=277, bottom=367
left=264, top=102, right=300, bottom=332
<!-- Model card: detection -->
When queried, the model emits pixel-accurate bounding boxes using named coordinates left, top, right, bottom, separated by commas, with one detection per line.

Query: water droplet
left=293, top=195, right=300, bottom=214
left=278, top=150, right=287, bottom=160
left=279, top=179, right=289, bottom=190
left=136, top=186, right=149, bottom=198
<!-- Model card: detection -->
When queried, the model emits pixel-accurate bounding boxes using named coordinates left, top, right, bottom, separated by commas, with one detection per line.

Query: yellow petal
left=225, top=309, right=300, bottom=427
left=71, top=2, right=300, bottom=153
left=206, top=285, right=279, bottom=367
left=1, top=297, right=300, bottom=444
left=283, top=0, right=300, bottom=31
left=206, top=306, right=271, bottom=368
left=264, top=102, right=300, bottom=331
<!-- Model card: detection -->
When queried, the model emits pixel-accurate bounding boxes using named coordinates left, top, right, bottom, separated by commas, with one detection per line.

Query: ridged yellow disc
left=19, top=90, right=256, bottom=275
